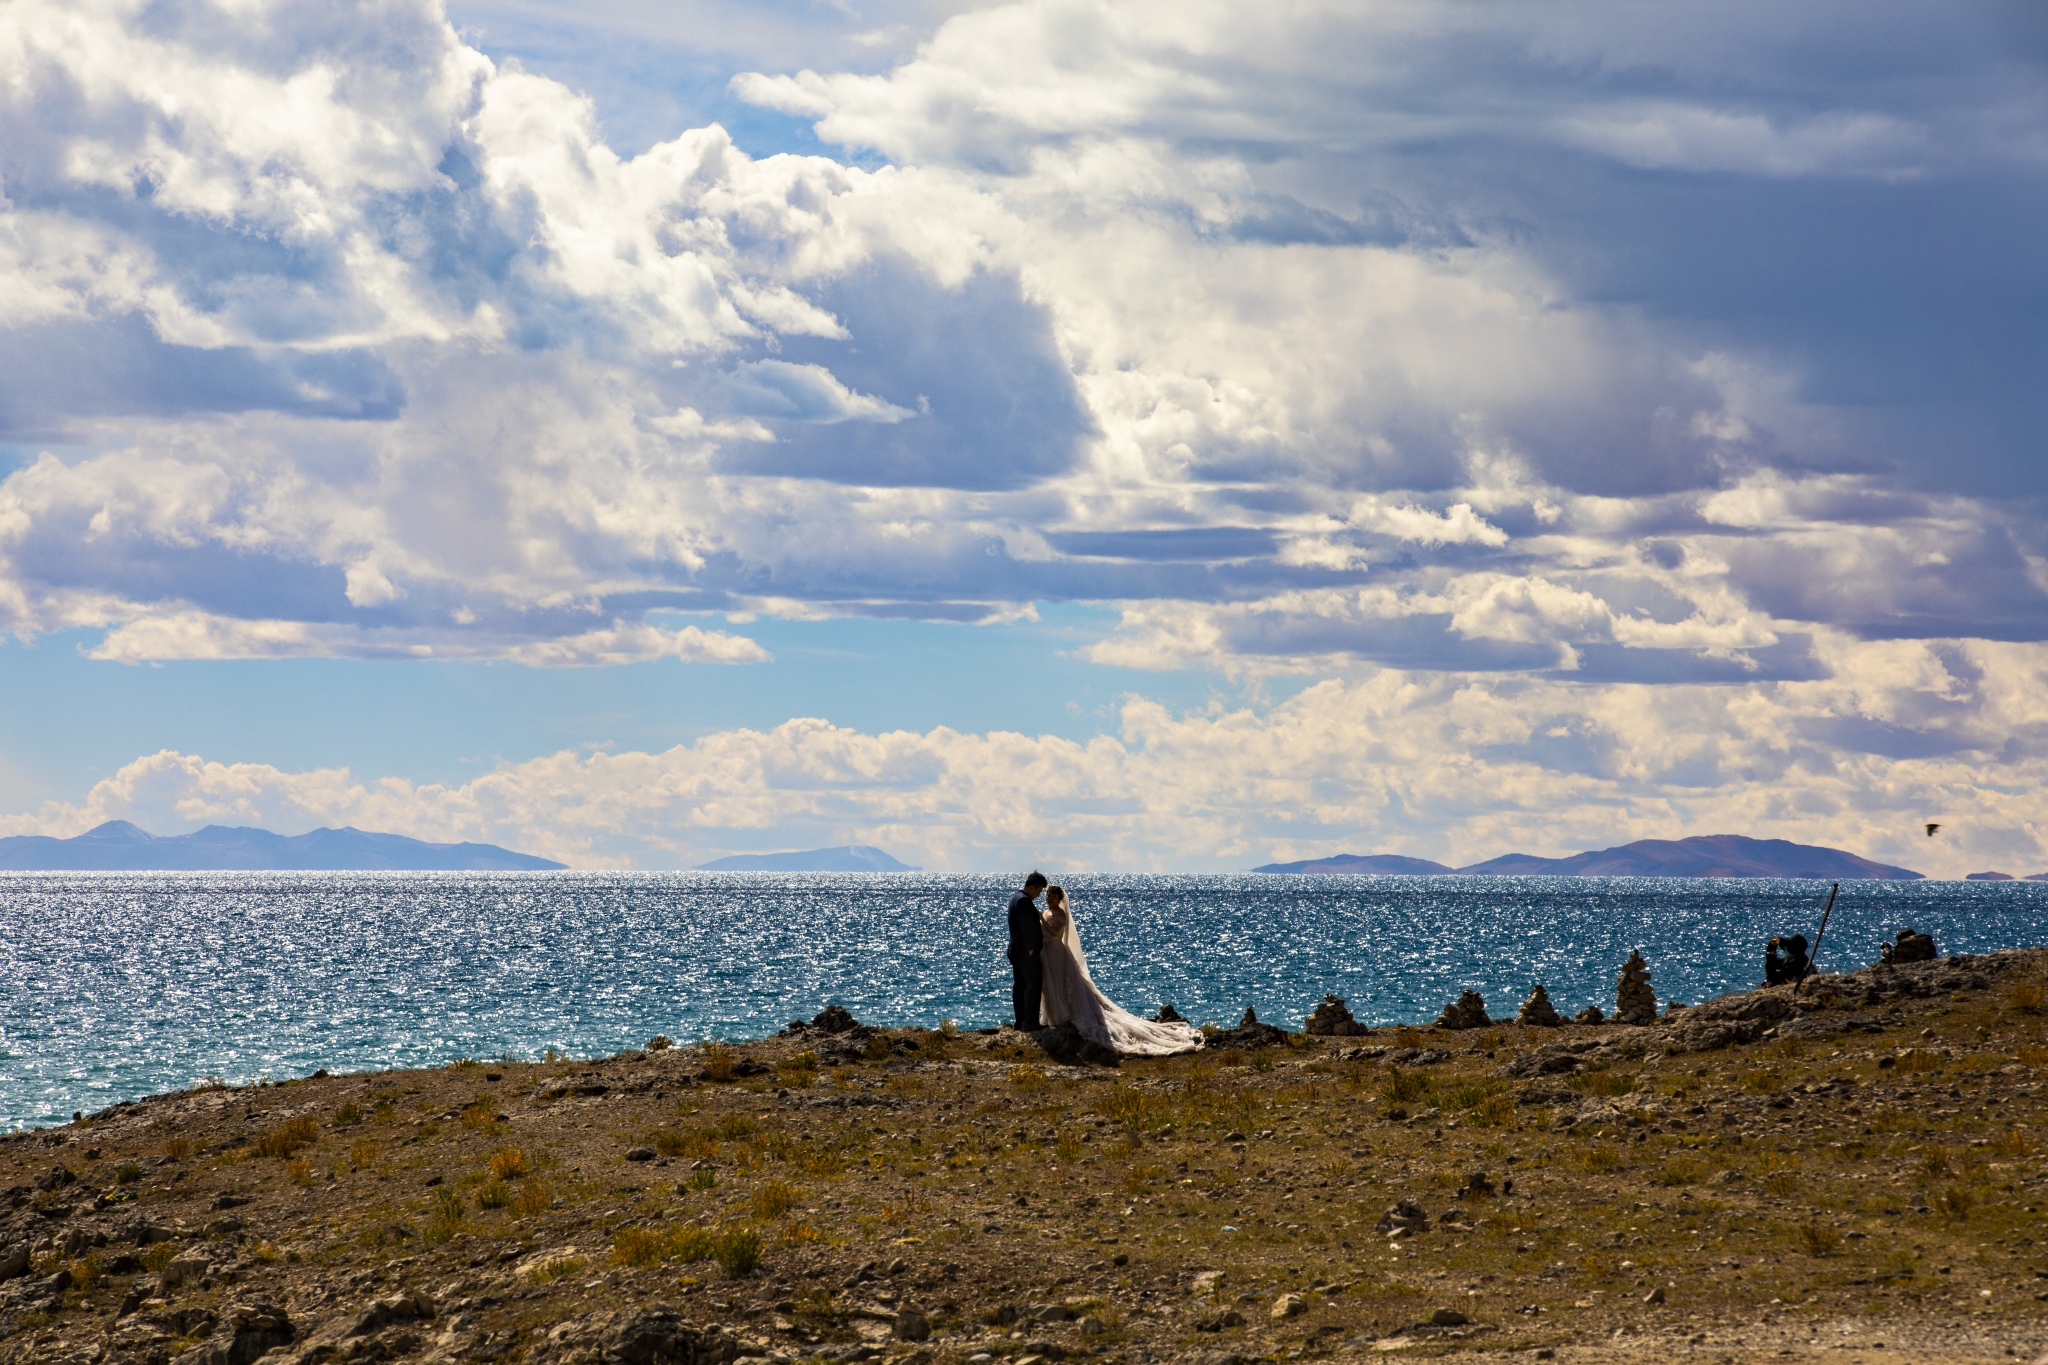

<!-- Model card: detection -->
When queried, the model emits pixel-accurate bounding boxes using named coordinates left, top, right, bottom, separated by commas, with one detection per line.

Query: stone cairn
left=1305, top=993, right=1370, bottom=1036
left=1151, top=1003, right=1187, bottom=1024
left=1515, top=984, right=1563, bottom=1028
left=1434, top=989, right=1491, bottom=1030
left=1375, top=1197, right=1429, bottom=1238
left=1614, top=950, right=1657, bottom=1025
left=1574, top=1004, right=1606, bottom=1025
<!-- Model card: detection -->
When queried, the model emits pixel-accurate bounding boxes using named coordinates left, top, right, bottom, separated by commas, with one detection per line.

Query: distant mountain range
left=1254, top=834, right=1925, bottom=880
left=0, top=820, right=564, bottom=871
left=1252, top=853, right=1459, bottom=876
left=694, top=845, right=920, bottom=872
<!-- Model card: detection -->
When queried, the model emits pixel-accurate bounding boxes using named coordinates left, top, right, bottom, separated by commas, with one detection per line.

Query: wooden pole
left=1795, top=882, right=1840, bottom=996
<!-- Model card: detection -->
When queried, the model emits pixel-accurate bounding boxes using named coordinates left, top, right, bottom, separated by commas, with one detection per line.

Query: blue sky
left=0, top=0, right=2043, bottom=872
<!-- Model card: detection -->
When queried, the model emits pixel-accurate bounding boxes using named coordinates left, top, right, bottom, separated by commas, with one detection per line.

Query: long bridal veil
left=1044, top=893, right=1203, bottom=1056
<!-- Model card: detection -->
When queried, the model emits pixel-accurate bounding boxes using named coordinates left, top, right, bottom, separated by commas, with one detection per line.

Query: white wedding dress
left=1039, top=900, right=1203, bottom=1055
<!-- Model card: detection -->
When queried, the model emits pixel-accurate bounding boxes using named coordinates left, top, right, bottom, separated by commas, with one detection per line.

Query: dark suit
left=1006, top=890, right=1044, bottom=1029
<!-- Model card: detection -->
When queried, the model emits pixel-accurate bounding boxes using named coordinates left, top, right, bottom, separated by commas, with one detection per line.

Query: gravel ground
left=4, top=948, right=2045, bottom=1364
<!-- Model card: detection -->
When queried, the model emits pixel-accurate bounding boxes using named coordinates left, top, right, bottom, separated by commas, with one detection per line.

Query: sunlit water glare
left=4, top=871, right=2042, bottom=1128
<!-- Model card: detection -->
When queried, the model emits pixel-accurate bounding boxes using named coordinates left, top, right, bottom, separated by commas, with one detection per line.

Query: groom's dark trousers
left=1005, top=889, right=1044, bottom=1029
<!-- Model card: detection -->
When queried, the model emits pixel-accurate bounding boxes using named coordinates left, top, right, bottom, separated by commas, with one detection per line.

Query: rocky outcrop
left=1151, top=1003, right=1187, bottom=1024
left=1654, top=987, right=1793, bottom=1053
left=1304, top=994, right=1369, bottom=1036
left=1031, top=1023, right=1122, bottom=1068
left=1514, top=984, right=1563, bottom=1027
left=186, top=1301, right=294, bottom=1365
left=1208, top=1007, right=1291, bottom=1049
left=524, top=1309, right=741, bottom=1365
left=1614, top=951, right=1656, bottom=1025
left=1434, top=989, right=1490, bottom=1030
left=1573, top=1005, right=1605, bottom=1025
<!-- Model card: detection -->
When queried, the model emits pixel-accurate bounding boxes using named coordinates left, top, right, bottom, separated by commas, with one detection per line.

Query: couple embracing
left=1004, top=871, right=1203, bottom=1056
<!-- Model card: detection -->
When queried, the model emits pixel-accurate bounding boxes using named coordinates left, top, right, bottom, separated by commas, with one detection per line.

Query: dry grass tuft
left=703, top=1045, right=739, bottom=1083
left=1576, top=1144, right=1622, bottom=1173
left=1797, top=1222, right=1841, bottom=1256
left=2009, top=979, right=2045, bottom=1014
left=489, top=1147, right=529, bottom=1180
left=1738, top=1068, right=1784, bottom=1094
left=254, top=1116, right=320, bottom=1159
left=1379, top=1067, right=1430, bottom=1107
left=513, top=1179, right=552, bottom=1218
left=1008, top=1064, right=1049, bottom=1091
left=752, top=1180, right=801, bottom=1219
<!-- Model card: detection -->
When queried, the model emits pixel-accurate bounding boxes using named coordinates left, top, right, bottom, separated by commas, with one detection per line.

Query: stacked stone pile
left=1615, top=950, right=1657, bottom=1025
left=1574, top=1004, right=1605, bottom=1025
left=1515, top=984, right=1563, bottom=1027
left=1375, top=1198, right=1430, bottom=1237
left=1434, top=989, right=1491, bottom=1030
left=1305, top=993, right=1370, bottom=1036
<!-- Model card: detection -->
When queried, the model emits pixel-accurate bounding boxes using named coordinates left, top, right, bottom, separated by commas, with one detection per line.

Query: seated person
left=1782, top=933, right=1810, bottom=980
left=1764, top=935, right=1798, bottom=985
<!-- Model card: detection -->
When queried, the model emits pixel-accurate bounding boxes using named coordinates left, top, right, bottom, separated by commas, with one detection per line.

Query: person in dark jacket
left=1006, top=871, right=1049, bottom=1029
left=1765, top=934, right=1810, bottom=985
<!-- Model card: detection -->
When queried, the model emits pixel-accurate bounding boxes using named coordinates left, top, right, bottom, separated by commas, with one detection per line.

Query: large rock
left=526, top=1308, right=742, bottom=1365
left=804, top=1005, right=862, bottom=1035
left=1304, top=994, right=1369, bottom=1037
left=346, top=1286, right=437, bottom=1337
left=185, top=1301, right=294, bottom=1365
left=157, top=1248, right=215, bottom=1289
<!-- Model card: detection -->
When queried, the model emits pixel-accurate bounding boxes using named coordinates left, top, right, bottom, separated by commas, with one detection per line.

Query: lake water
left=4, top=871, right=2043, bottom=1129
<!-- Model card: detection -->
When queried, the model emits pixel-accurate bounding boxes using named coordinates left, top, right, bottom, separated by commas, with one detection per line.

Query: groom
left=1005, top=871, right=1049, bottom=1030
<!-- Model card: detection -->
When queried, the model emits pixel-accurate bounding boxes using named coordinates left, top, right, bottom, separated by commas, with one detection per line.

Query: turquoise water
left=3, top=871, right=2042, bottom=1129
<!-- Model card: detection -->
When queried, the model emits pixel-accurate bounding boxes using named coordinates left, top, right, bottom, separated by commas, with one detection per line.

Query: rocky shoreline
left=5, top=949, right=2047, bottom=1365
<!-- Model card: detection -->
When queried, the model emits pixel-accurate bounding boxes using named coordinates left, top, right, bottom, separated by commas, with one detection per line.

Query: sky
left=0, top=0, right=2044, bottom=873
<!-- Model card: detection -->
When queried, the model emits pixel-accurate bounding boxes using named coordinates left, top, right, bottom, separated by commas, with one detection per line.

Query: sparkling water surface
left=4, top=871, right=2042, bottom=1129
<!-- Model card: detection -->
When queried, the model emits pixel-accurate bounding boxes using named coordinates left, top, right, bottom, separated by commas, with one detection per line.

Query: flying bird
left=1925, top=823, right=1941, bottom=837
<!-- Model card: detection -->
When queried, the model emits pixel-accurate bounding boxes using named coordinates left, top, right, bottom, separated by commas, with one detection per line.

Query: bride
left=1038, top=885, right=1203, bottom=1055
